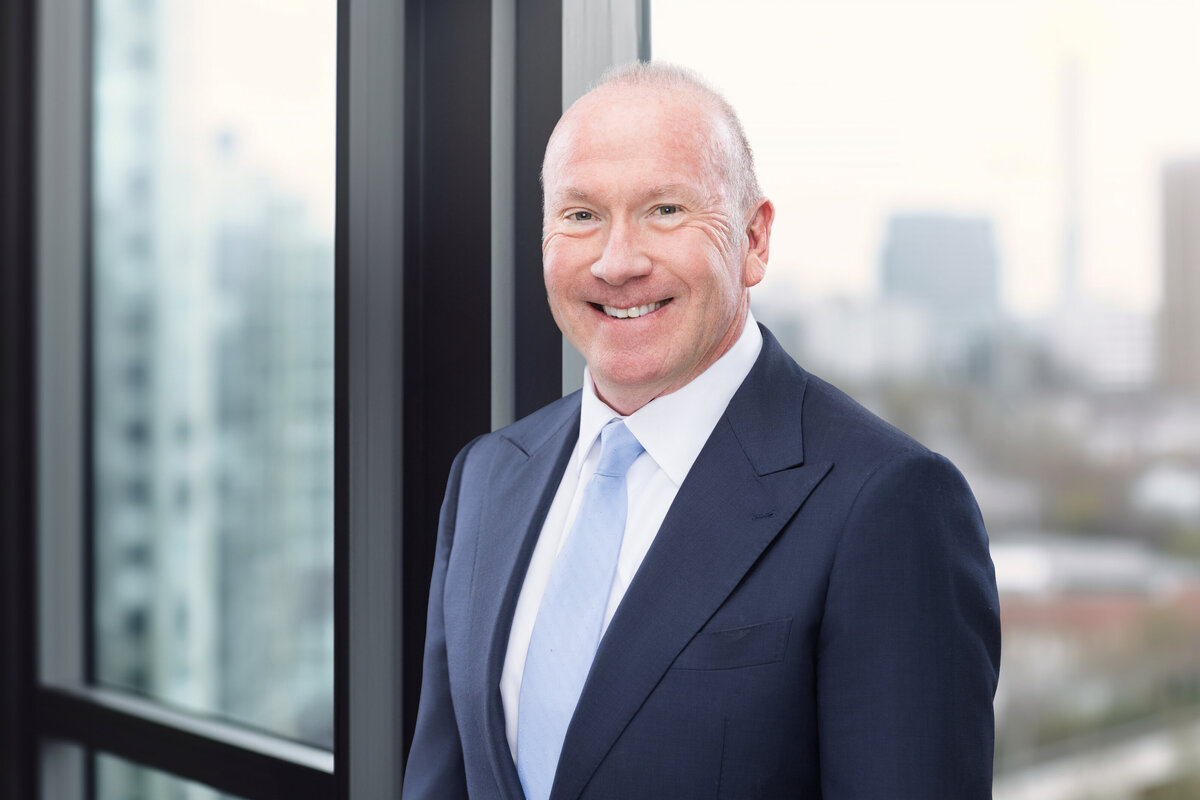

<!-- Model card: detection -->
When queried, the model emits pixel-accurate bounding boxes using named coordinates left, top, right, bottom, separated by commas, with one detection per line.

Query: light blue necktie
left=517, top=419, right=644, bottom=800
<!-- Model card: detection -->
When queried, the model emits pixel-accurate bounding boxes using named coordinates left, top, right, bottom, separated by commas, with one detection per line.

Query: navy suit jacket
left=404, top=326, right=1001, bottom=799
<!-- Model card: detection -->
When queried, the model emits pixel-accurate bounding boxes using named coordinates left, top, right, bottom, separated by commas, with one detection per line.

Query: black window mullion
left=337, top=0, right=408, bottom=795
left=0, top=0, right=39, bottom=797
left=513, top=0, right=564, bottom=418
left=399, top=0, right=495, bottom=760
left=39, top=687, right=334, bottom=799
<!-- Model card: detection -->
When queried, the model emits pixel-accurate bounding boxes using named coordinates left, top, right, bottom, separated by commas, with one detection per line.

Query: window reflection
left=91, top=0, right=335, bottom=750
left=653, top=1, right=1200, bottom=796
left=96, top=753, right=246, bottom=800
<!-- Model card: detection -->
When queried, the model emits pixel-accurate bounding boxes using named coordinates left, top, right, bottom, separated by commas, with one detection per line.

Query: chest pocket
left=671, top=617, right=791, bottom=671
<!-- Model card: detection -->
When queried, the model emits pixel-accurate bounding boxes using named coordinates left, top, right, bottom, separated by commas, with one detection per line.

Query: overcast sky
left=653, top=0, right=1200, bottom=317
left=167, top=0, right=1200, bottom=319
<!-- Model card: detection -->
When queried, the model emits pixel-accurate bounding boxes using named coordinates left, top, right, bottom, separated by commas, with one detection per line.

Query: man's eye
left=655, top=205, right=681, bottom=215
left=567, top=210, right=594, bottom=221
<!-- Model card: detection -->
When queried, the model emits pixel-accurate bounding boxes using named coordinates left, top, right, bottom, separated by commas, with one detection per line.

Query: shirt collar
left=578, top=312, right=763, bottom=486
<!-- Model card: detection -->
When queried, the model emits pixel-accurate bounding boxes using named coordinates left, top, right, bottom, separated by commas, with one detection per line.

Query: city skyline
left=653, top=0, right=1200, bottom=318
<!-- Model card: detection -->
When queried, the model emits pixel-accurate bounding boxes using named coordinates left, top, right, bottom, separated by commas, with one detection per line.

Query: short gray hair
left=590, top=61, right=763, bottom=222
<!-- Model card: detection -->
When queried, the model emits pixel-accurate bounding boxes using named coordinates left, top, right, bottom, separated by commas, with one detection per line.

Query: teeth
left=602, top=300, right=666, bottom=319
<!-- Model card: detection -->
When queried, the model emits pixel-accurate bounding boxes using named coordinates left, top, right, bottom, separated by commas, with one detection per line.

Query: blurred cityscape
left=91, top=1, right=335, bottom=797
left=83, top=0, right=1200, bottom=797
left=654, top=1, right=1200, bottom=795
left=757, top=159, right=1200, bottom=798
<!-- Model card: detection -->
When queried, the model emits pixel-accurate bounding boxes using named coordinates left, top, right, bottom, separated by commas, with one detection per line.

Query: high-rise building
left=880, top=212, right=1001, bottom=376
left=1160, top=159, right=1200, bottom=394
left=92, top=1, right=335, bottom=796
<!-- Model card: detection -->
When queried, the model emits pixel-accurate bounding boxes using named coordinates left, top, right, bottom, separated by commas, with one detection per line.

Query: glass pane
left=653, top=1, right=1200, bottom=797
left=96, top=752, right=247, bottom=800
left=91, top=0, right=336, bottom=747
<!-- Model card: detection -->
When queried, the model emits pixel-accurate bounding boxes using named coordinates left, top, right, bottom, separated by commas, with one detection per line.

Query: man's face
left=542, top=87, right=772, bottom=414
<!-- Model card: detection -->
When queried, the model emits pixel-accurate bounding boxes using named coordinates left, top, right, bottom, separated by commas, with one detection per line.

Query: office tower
left=92, top=0, right=216, bottom=708
left=880, top=212, right=1001, bottom=375
left=92, top=1, right=335, bottom=795
left=1160, top=159, right=1200, bottom=393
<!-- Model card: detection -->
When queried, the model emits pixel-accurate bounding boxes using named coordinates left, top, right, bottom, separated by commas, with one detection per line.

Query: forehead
left=544, top=86, right=727, bottom=197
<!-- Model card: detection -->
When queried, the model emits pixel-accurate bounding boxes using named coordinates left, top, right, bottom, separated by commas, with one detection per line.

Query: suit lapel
left=470, top=398, right=580, bottom=800
left=551, top=329, right=833, bottom=800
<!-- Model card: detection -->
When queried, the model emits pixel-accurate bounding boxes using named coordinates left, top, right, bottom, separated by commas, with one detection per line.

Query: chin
left=591, top=362, right=674, bottom=397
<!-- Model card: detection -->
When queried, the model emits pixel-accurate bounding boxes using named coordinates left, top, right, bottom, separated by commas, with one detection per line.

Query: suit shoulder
left=728, top=328, right=935, bottom=477
left=799, top=372, right=983, bottom=524
left=464, top=390, right=581, bottom=463
left=800, top=370, right=932, bottom=468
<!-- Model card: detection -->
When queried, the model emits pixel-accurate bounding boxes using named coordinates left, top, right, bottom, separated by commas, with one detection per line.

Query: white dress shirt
left=500, top=313, right=764, bottom=759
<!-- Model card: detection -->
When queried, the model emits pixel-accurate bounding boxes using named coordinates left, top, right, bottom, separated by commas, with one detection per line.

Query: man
left=404, top=62, right=1000, bottom=799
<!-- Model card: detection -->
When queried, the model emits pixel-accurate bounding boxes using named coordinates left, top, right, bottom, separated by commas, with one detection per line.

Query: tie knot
left=595, top=420, right=644, bottom=477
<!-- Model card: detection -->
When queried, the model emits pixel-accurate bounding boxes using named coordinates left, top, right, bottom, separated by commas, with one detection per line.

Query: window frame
left=33, top=0, right=344, bottom=795
left=0, top=0, right=647, bottom=797
left=0, top=0, right=39, bottom=796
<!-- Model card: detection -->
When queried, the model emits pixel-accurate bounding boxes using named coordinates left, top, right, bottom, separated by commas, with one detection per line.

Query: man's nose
left=591, top=220, right=652, bottom=285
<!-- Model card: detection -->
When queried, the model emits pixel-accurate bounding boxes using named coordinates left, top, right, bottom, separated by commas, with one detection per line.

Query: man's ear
left=742, top=198, right=774, bottom=288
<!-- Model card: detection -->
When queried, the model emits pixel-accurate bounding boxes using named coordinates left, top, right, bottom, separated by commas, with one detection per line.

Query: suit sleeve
left=402, top=440, right=479, bottom=799
left=817, top=449, right=1001, bottom=799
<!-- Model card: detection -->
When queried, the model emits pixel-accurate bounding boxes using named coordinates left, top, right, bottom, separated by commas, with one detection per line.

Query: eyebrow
left=550, top=183, right=702, bottom=206
left=644, top=184, right=696, bottom=198
left=558, top=188, right=593, bottom=203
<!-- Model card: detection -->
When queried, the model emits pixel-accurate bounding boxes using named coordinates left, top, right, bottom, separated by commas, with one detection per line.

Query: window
left=90, top=0, right=337, bottom=753
left=9, top=0, right=563, bottom=795
left=4, top=0, right=631, bottom=796
left=96, top=753, right=249, bottom=800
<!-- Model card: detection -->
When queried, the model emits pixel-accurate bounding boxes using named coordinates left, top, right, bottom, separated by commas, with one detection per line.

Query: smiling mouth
left=592, top=299, right=672, bottom=319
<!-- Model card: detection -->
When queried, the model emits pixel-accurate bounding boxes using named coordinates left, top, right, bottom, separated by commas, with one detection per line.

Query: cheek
left=685, top=247, right=742, bottom=296
left=542, top=245, right=570, bottom=292
left=544, top=238, right=594, bottom=281
left=542, top=254, right=584, bottom=321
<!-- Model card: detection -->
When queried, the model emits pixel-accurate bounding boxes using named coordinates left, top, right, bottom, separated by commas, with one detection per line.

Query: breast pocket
left=671, top=617, right=792, bottom=671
